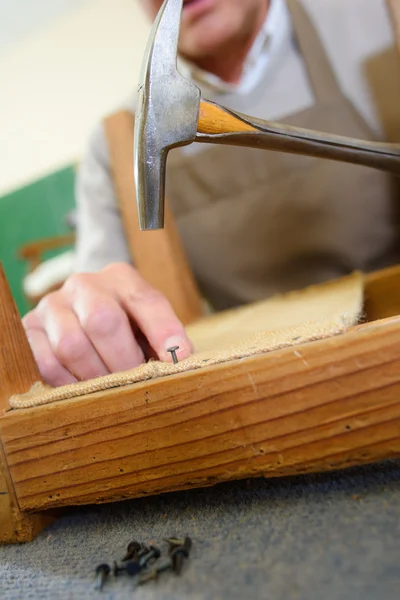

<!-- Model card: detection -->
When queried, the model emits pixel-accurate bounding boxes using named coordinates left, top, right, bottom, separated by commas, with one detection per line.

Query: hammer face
left=134, top=0, right=201, bottom=230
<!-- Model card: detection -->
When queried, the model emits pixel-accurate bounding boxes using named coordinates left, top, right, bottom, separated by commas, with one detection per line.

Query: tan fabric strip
left=103, top=111, right=204, bottom=325
left=287, top=0, right=343, bottom=103
left=364, top=46, right=400, bottom=143
left=10, top=272, right=364, bottom=409
left=388, top=0, right=400, bottom=50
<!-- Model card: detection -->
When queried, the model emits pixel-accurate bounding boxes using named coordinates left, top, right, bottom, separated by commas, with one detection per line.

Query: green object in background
left=0, top=165, right=76, bottom=316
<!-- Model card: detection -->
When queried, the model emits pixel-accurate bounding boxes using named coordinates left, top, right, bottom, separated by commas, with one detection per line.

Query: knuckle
left=22, top=310, right=37, bottom=330
left=129, top=285, right=165, bottom=306
left=103, top=261, right=134, bottom=279
left=54, top=331, right=88, bottom=363
left=36, top=292, right=58, bottom=314
left=81, top=301, right=125, bottom=337
left=62, top=273, right=90, bottom=296
left=38, top=355, right=62, bottom=384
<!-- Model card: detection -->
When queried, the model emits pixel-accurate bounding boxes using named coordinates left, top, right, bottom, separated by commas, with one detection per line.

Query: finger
left=23, top=313, right=76, bottom=387
left=104, top=264, right=193, bottom=363
left=72, top=285, right=145, bottom=372
left=36, top=296, right=110, bottom=382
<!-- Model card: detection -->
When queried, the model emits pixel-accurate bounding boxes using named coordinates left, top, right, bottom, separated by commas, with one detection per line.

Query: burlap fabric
left=9, top=272, right=363, bottom=409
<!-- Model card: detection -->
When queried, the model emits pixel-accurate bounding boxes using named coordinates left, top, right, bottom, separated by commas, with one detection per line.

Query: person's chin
left=180, top=39, right=220, bottom=61
left=181, top=24, right=231, bottom=59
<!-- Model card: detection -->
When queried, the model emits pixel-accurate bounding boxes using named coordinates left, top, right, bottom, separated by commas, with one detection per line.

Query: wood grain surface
left=364, top=264, right=400, bottom=321
left=198, top=100, right=258, bottom=135
left=2, top=315, right=400, bottom=512
left=2, top=265, right=400, bottom=538
left=0, top=265, right=53, bottom=542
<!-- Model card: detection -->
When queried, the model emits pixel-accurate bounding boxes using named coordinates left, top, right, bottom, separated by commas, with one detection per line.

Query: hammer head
left=134, top=0, right=201, bottom=230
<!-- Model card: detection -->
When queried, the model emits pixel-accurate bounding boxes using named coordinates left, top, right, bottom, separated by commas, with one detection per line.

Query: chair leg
left=0, top=264, right=53, bottom=543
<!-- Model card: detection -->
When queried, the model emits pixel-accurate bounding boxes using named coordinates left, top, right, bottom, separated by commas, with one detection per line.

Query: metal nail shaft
left=167, top=346, right=180, bottom=364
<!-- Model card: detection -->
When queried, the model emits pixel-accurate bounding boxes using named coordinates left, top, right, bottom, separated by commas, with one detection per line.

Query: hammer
left=134, top=0, right=400, bottom=231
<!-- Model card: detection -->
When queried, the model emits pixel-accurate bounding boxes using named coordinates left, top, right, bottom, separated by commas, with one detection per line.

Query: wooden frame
left=104, top=111, right=204, bottom=326
left=0, top=267, right=55, bottom=542
left=18, top=233, right=76, bottom=307
left=1, top=264, right=400, bottom=543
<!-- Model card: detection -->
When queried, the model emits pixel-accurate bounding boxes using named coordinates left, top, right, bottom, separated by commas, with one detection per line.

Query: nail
left=95, top=563, right=110, bottom=591
left=138, top=557, right=174, bottom=586
left=164, top=536, right=192, bottom=554
left=138, top=566, right=159, bottom=585
left=125, top=560, right=142, bottom=577
left=113, top=561, right=128, bottom=576
left=165, top=336, right=186, bottom=362
left=124, top=545, right=161, bottom=577
left=122, top=540, right=143, bottom=561
left=171, top=546, right=190, bottom=575
left=166, top=537, right=192, bottom=575
left=167, top=346, right=180, bottom=364
left=139, top=545, right=161, bottom=568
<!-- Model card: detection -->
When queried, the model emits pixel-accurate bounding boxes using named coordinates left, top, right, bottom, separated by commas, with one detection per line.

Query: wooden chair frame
left=1, top=0, right=399, bottom=545
left=1, top=263, right=400, bottom=544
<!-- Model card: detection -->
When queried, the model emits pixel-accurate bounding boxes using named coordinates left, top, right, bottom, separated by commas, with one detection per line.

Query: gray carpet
left=1, top=461, right=399, bottom=600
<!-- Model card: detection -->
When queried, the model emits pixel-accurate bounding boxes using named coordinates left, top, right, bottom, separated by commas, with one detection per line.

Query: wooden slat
left=388, top=0, right=400, bottom=51
left=0, top=265, right=53, bottom=543
left=364, top=264, right=400, bottom=321
left=104, top=111, right=204, bottom=325
left=19, top=233, right=76, bottom=260
left=1, top=315, right=400, bottom=512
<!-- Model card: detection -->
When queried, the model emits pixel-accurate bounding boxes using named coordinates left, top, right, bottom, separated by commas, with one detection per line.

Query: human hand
left=22, top=262, right=193, bottom=387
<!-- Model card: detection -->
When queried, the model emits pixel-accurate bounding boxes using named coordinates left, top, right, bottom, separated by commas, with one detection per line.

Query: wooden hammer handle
left=197, top=99, right=400, bottom=176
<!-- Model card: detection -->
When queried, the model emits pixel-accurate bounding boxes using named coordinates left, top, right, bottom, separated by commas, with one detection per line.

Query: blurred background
left=0, top=0, right=150, bottom=315
left=1, top=0, right=399, bottom=318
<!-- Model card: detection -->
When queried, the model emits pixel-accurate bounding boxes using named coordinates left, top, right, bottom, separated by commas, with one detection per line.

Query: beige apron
left=163, top=0, right=399, bottom=311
